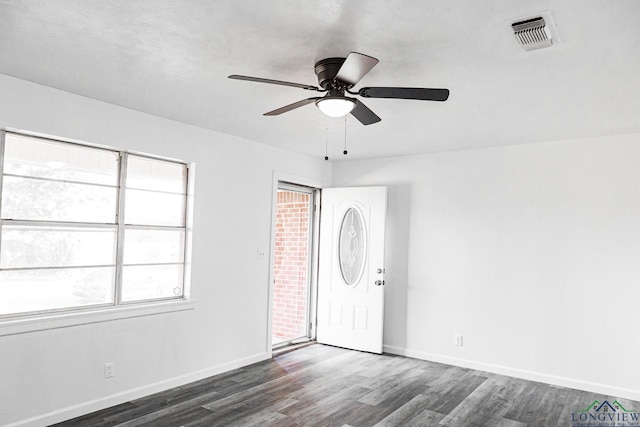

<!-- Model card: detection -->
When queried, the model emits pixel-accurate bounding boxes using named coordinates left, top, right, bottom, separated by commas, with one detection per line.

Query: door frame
left=267, top=172, right=324, bottom=354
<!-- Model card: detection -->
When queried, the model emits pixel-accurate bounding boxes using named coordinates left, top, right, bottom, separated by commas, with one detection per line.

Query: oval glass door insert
left=338, top=207, right=367, bottom=286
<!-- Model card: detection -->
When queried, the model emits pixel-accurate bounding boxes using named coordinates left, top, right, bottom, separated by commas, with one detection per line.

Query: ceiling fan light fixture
left=316, top=97, right=356, bottom=118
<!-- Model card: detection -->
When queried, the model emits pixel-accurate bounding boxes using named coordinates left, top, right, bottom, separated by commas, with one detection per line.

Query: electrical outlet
left=454, top=335, right=463, bottom=347
left=104, top=362, right=114, bottom=379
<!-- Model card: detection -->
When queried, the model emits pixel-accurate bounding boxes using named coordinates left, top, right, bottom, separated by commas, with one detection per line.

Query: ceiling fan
left=228, top=52, right=449, bottom=125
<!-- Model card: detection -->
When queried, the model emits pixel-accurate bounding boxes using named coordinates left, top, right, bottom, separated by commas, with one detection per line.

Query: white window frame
left=0, top=129, right=195, bottom=336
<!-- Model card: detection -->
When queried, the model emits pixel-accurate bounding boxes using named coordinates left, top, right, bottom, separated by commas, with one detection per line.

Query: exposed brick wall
left=272, top=190, right=310, bottom=341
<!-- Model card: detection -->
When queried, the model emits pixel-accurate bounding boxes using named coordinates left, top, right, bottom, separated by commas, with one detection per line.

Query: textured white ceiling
left=1, top=0, right=639, bottom=160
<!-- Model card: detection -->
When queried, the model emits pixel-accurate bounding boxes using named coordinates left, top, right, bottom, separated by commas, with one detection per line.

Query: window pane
left=1, top=225, right=116, bottom=269
left=339, top=207, right=367, bottom=286
left=127, top=156, right=186, bottom=194
left=121, top=264, right=184, bottom=302
left=0, top=132, right=190, bottom=318
left=124, top=189, right=186, bottom=226
left=1, top=176, right=117, bottom=223
left=124, top=229, right=185, bottom=265
left=0, top=267, right=115, bottom=315
left=4, top=133, right=119, bottom=186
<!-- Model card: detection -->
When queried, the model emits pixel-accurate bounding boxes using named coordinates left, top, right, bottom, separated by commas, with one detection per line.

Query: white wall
left=0, top=74, right=331, bottom=426
left=332, top=134, right=640, bottom=401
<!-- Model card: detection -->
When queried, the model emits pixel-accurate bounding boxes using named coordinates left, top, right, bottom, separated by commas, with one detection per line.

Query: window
left=0, top=130, right=192, bottom=319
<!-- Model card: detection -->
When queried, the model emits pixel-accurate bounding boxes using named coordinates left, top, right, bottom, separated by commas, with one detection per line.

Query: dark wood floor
left=54, top=344, right=639, bottom=426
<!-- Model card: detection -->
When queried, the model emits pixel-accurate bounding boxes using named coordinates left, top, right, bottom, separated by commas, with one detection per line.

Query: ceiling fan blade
left=229, top=75, right=320, bottom=91
left=350, top=99, right=381, bottom=125
left=264, top=98, right=321, bottom=116
left=359, top=87, right=450, bottom=101
left=335, top=52, right=379, bottom=87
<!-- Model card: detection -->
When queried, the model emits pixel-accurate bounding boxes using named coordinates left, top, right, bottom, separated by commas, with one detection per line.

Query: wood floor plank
left=502, top=381, right=552, bottom=423
left=357, top=367, right=429, bottom=406
left=408, top=407, right=457, bottom=427
left=439, top=374, right=525, bottom=426
left=331, top=379, right=433, bottom=427
left=555, top=388, right=615, bottom=427
left=53, top=344, right=640, bottom=427
left=223, top=398, right=299, bottom=427
left=202, top=379, right=304, bottom=424
left=125, top=406, right=214, bottom=427
left=372, top=394, right=446, bottom=427
left=113, top=389, right=220, bottom=427
left=443, top=415, right=527, bottom=427
left=421, top=370, right=488, bottom=415
left=50, top=402, right=137, bottom=427
left=285, top=357, right=371, bottom=403
left=279, top=385, right=373, bottom=421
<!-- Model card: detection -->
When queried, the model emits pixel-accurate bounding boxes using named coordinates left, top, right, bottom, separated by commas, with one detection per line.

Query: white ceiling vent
left=509, top=11, right=558, bottom=52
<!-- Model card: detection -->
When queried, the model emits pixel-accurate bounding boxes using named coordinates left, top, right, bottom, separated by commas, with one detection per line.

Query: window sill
left=0, top=299, right=196, bottom=337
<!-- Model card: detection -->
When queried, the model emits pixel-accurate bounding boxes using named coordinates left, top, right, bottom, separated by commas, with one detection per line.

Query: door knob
left=375, top=280, right=385, bottom=286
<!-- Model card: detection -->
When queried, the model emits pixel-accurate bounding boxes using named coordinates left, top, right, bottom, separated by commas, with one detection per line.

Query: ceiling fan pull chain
left=324, top=128, right=329, bottom=161
left=343, top=116, right=348, bottom=156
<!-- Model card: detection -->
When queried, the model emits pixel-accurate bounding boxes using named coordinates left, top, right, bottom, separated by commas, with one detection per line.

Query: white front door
left=316, top=186, right=387, bottom=354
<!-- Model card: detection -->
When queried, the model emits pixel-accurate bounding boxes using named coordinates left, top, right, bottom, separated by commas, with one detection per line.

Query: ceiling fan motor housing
left=314, top=57, right=347, bottom=90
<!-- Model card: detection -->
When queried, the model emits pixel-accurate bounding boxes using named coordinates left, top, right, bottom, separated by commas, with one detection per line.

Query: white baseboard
left=383, top=345, right=640, bottom=402
left=7, top=351, right=271, bottom=427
